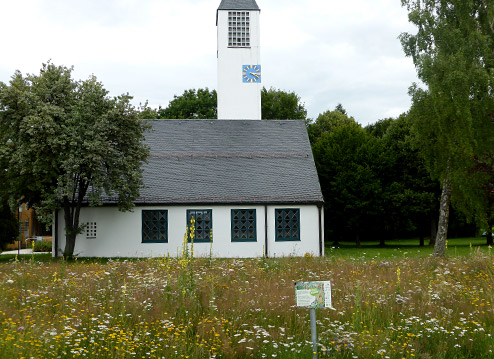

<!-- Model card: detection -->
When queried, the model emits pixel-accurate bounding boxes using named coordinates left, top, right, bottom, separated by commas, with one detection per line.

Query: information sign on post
left=295, top=281, right=333, bottom=309
left=295, top=281, right=334, bottom=359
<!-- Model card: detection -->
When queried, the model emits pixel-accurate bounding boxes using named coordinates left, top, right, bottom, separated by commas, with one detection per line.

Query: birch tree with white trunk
left=400, top=0, right=494, bottom=257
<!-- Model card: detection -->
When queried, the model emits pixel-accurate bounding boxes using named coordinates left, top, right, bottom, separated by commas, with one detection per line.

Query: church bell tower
left=217, top=0, right=261, bottom=120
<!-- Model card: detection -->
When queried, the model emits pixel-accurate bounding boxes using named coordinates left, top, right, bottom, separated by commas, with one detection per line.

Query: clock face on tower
left=242, top=65, right=261, bottom=83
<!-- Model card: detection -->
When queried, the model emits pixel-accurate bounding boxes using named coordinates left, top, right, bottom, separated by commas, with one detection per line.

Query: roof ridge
left=217, top=0, right=260, bottom=11
left=150, top=152, right=310, bottom=158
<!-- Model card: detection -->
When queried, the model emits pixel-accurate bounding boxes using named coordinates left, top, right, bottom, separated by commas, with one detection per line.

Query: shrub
left=33, top=241, right=51, bottom=252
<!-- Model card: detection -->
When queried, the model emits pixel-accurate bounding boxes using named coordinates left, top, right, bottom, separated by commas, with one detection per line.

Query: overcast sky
left=0, top=0, right=419, bottom=125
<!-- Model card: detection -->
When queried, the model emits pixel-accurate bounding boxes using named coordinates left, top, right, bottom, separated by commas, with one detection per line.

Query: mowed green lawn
left=1, top=237, right=490, bottom=263
left=325, top=237, right=492, bottom=259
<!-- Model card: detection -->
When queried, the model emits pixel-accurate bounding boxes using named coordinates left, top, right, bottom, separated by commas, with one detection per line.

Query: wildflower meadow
left=0, top=246, right=493, bottom=358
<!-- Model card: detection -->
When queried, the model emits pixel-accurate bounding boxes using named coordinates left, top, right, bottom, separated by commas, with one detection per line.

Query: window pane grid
left=142, top=210, right=168, bottom=243
left=187, top=210, right=212, bottom=242
left=275, top=209, right=300, bottom=241
left=228, top=11, right=250, bottom=47
left=86, top=222, right=97, bottom=238
left=231, top=209, right=256, bottom=242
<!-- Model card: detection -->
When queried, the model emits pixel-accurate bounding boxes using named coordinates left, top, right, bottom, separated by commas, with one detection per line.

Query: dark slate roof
left=103, top=120, right=323, bottom=205
left=218, top=0, right=260, bottom=11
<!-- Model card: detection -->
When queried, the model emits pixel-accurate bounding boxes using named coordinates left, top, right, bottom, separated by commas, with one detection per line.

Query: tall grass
left=0, top=250, right=493, bottom=358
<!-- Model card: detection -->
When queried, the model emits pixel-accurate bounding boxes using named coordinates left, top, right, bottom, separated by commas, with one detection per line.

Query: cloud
left=0, top=0, right=419, bottom=125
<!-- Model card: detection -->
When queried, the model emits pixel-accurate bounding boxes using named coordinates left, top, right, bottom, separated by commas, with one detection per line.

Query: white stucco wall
left=53, top=204, right=323, bottom=258
left=217, top=10, right=261, bottom=120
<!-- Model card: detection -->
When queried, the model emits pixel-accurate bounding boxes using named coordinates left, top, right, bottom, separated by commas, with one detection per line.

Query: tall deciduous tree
left=261, top=87, right=307, bottom=120
left=138, top=100, right=159, bottom=120
left=146, top=87, right=308, bottom=121
left=400, top=0, right=494, bottom=256
left=312, top=113, right=385, bottom=246
left=0, top=62, right=149, bottom=258
left=157, top=88, right=217, bottom=119
left=307, top=107, right=356, bottom=145
left=368, top=115, right=439, bottom=245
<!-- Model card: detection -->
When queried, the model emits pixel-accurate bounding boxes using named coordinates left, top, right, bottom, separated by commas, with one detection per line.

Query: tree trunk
left=433, top=179, right=452, bottom=257
left=356, top=234, right=361, bottom=248
left=61, top=178, right=89, bottom=258
left=63, top=198, right=82, bottom=259
left=64, top=232, right=77, bottom=258
left=379, top=235, right=386, bottom=247
left=419, top=235, right=425, bottom=247
left=487, top=218, right=493, bottom=246
left=486, top=203, right=493, bottom=246
left=63, top=204, right=76, bottom=258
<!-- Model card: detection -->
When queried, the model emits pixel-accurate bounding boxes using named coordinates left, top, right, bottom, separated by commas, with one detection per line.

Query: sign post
left=310, top=307, right=317, bottom=357
left=294, top=281, right=333, bottom=359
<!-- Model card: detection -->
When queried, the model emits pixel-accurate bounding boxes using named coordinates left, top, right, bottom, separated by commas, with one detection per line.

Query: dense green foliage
left=307, top=106, right=355, bottom=145
left=261, top=87, right=307, bottom=120
left=157, top=88, right=217, bottom=119
left=400, top=0, right=494, bottom=256
left=0, top=62, right=150, bottom=257
left=472, top=155, right=494, bottom=245
left=33, top=240, right=52, bottom=252
left=311, top=112, right=384, bottom=245
left=0, top=201, right=17, bottom=250
left=145, top=87, right=308, bottom=121
left=137, top=100, right=159, bottom=120
left=369, top=115, right=439, bottom=243
left=310, top=108, right=440, bottom=245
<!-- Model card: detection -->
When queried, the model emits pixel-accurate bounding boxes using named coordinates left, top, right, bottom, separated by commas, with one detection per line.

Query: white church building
left=52, top=0, right=325, bottom=258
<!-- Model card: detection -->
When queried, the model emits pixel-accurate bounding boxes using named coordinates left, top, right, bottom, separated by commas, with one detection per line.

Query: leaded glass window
left=231, top=209, right=256, bottom=242
left=187, top=209, right=212, bottom=242
left=228, top=11, right=250, bottom=47
left=142, top=210, right=168, bottom=243
left=275, top=208, right=300, bottom=241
